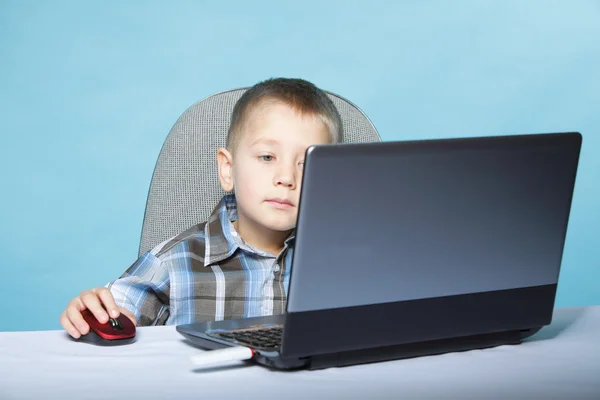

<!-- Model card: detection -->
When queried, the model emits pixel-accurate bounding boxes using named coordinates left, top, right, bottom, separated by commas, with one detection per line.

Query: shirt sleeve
left=105, top=251, right=170, bottom=326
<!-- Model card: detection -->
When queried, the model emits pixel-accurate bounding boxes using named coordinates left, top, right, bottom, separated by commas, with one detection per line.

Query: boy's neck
left=232, top=218, right=291, bottom=256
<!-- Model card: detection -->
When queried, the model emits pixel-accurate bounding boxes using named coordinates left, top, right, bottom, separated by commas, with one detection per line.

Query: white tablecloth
left=1, top=306, right=599, bottom=399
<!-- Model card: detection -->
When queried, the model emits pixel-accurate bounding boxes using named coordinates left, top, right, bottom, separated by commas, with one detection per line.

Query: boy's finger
left=66, top=305, right=90, bottom=335
left=79, top=290, right=108, bottom=324
left=94, top=287, right=120, bottom=319
left=72, top=295, right=85, bottom=311
left=59, top=311, right=82, bottom=339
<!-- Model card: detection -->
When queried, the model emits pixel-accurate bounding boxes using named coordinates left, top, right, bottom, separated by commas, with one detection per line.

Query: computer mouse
left=72, top=309, right=136, bottom=346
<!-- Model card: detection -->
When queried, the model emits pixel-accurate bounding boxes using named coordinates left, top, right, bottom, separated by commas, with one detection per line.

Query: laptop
left=176, top=131, right=582, bottom=370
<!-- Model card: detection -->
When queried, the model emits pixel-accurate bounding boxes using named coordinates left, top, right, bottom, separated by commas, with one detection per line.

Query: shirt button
left=273, top=264, right=280, bottom=272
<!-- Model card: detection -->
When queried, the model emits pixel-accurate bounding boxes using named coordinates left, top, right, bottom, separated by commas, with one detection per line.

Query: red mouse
left=73, top=309, right=136, bottom=346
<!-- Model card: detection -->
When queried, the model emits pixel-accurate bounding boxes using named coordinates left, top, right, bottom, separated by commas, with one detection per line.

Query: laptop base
left=181, top=328, right=527, bottom=371
left=306, top=329, right=523, bottom=370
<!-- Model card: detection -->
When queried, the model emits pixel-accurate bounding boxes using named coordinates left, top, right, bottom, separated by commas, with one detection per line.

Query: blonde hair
left=226, top=77, right=343, bottom=152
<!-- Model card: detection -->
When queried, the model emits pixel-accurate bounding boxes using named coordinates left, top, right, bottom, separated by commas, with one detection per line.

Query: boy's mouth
left=265, top=198, right=294, bottom=209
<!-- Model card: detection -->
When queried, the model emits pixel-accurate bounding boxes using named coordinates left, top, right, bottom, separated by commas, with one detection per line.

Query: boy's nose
left=275, top=175, right=295, bottom=188
left=274, top=167, right=296, bottom=188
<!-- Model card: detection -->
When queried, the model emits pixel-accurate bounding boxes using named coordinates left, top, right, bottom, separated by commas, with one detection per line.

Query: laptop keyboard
left=214, top=325, right=283, bottom=350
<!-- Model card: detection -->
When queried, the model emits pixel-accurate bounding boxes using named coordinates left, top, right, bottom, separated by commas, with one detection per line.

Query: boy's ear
left=217, top=147, right=234, bottom=192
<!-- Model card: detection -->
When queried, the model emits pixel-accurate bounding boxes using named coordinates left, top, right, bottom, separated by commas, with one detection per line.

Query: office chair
left=138, top=88, right=382, bottom=257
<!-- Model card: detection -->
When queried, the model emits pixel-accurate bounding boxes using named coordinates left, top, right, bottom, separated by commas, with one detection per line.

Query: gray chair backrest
left=138, top=88, right=382, bottom=257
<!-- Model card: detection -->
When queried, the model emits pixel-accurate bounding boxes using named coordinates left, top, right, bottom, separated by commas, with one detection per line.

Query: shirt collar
left=203, top=194, right=296, bottom=267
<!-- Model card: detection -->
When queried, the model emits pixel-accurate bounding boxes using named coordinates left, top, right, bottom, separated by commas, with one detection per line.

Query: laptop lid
left=282, top=132, right=581, bottom=358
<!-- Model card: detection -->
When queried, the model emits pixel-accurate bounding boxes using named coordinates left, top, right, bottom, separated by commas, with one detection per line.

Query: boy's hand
left=60, top=287, right=137, bottom=339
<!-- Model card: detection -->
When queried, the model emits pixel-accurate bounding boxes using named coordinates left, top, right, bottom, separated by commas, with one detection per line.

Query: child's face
left=218, top=101, right=331, bottom=234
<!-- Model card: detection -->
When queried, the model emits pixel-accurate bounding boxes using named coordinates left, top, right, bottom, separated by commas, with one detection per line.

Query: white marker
left=190, top=346, right=255, bottom=368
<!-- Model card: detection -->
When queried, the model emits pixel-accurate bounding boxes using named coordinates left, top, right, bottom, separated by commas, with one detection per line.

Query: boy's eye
left=298, top=161, right=305, bottom=168
left=259, top=155, right=274, bottom=162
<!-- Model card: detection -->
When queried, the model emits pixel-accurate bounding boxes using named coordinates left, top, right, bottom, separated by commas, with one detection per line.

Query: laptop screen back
left=287, top=132, right=581, bottom=313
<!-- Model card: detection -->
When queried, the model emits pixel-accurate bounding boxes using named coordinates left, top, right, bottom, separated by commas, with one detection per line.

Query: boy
left=60, top=77, right=343, bottom=338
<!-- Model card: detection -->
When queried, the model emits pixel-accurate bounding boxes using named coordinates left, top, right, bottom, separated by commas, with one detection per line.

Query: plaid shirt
left=107, top=194, right=295, bottom=326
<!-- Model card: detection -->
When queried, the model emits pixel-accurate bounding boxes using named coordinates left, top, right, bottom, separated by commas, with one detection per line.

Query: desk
left=1, top=306, right=599, bottom=399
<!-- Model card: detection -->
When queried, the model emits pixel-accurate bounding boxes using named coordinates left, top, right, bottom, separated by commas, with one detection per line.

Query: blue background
left=1, top=1, right=598, bottom=332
